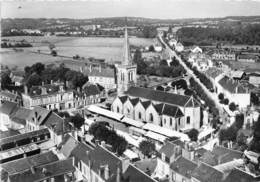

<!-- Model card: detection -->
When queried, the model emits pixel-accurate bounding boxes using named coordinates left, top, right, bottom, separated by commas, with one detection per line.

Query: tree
left=139, top=140, right=156, bottom=157
left=218, top=93, right=224, bottom=101
left=223, top=98, right=229, bottom=105
left=229, top=102, right=236, bottom=112
left=67, top=113, right=85, bottom=129
left=1, top=73, right=12, bottom=89
left=89, top=122, right=128, bottom=155
left=142, top=26, right=157, bottom=38
left=26, top=73, right=42, bottom=88
left=159, top=59, right=168, bottom=66
left=187, top=129, right=199, bottom=142
left=251, top=93, right=260, bottom=105
left=31, top=62, right=45, bottom=75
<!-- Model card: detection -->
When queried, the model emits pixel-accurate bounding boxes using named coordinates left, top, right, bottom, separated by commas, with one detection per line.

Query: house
left=200, top=146, right=243, bottom=166
left=237, top=54, right=258, bottom=63
left=204, top=67, right=224, bottom=92
left=169, top=39, right=177, bottom=47
left=230, top=70, right=246, bottom=81
left=191, top=162, right=224, bottom=182
left=86, top=64, right=117, bottom=91
left=0, top=90, right=22, bottom=104
left=211, top=50, right=236, bottom=61
left=191, top=46, right=203, bottom=54
left=0, top=151, right=59, bottom=182
left=0, top=128, right=50, bottom=151
left=0, top=101, right=19, bottom=129
left=26, top=106, right=72, bottom=145
left=22, top=82, right=74, bottom=110
left=154, top=44, right=163, bottom=52
left=73, top=83, right=105, bottom=108
left=10, top=70, right=25, bottom=86
left=10, top=107, right=32, bottom=130
left=154, top=140, right=183, bottom=179
left=112, top=87, right=201, bottom=131
left=7, top=158, right=75, bottom=182
left=170, top=156, right=198, bottom=182
left=223, top=168, right=260, bottom=182
left=175, top=42, right=184, bottom=52
left=188, top=53, right=213, bottom=72
left=67, top=138, right=156, bottom=182
left=217, top=76, right=250, bottom=109
left=249, top=76, right=260, bottom=87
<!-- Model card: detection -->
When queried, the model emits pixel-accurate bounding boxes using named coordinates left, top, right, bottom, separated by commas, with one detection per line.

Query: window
left=117, top=106, right=120, bottom=113
left=187, top=116, right=190, bottom=124
left=164, top=119, right=166, bottom=125
left=149, top=113, right=153, bottom=122
left=138, top=112, right=142, bottom=119
left=127, top=108, right=130, bottom=114
left=170, top=118, right=172, bottom=126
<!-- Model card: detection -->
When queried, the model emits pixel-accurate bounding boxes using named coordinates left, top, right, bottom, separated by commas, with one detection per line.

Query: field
left=1, top=36, right=156, bottom=68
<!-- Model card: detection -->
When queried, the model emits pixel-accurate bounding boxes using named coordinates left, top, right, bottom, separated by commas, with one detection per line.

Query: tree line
left=24, top=62, right=88, bottom=89
left=177, top=24, right=260, bottom=46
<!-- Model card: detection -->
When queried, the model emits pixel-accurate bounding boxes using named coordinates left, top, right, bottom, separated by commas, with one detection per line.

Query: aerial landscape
left=1, top=0, right=260, bottom=182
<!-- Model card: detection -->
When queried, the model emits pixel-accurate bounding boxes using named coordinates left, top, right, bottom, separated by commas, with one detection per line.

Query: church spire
left=122, top=19, right=131, bottom=65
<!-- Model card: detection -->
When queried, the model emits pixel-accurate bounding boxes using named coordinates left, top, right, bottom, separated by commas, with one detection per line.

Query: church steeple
left=122, top=20, right=131, bottom=66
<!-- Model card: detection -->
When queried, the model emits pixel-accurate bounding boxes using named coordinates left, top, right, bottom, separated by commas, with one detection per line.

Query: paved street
left=158, top=35, right=223, bottom=114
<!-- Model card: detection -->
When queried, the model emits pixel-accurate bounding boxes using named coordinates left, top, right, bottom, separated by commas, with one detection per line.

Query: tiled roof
left=8, top=158, right=74, bottom=182
left=0, top=91, right=20, bottom=100
left=10, top=107, right=32, bottom=125
left=141, top=101, right=152, bottom=109
left=159, top=141, right=178, bottom=159
left=70, top=143, right=122, bottom=182
left=29, top=84, right=63, bottom=97
left=191, top=162, right=224, bottom=182
left=212, top=146, right=243, bottom=165
left=129, top=98, right=139, bottom=106
left=59, top=134, right=79, bottom=158
left=28, top=106, right=51, bottom=125
left=123, top=164, right=156, bottom=182
left=218, top=76, right=247, bottom=94
left=0, top=129, right=20, bottom=139
left=1, top=151, right=58, bottom=175
left=205, top=67, right=223, bottom=79
left=119, top=96, right=128, bottom=104
left=0, top=101, right=19, bottom=115
left=44, top=112, right=71, bottom=135
left=0, top=128, right=50, bottom=148
left=125, top=87, right=199, bottom=107
left=170, top=156, right=198, bottom=179
left=162, top=104, right=184, bottom=118
left=223, top=168, right=258, bottom=182
left=86, top=66, right=116, bottom=78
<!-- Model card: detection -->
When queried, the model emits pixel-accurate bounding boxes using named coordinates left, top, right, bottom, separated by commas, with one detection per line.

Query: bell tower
left=117, top=23, right=137, bottom=95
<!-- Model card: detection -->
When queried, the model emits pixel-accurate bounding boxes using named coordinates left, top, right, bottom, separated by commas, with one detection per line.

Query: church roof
left=125, top=87, right=199, bottom=108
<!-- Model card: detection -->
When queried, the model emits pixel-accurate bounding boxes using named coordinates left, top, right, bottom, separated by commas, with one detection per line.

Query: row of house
left=58, top=134, right=157, bottom=182
left=0, top=100, right=73, bottom=146
left=154, top=139, right=260, bottom=182
left=20, top=81, right=104, bottom=110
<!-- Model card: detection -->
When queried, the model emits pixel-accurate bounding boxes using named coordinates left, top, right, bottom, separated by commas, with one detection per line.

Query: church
left=112, top=27, right=201, bottom=131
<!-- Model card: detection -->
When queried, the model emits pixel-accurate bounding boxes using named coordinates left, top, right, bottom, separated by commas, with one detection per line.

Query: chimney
left=30, top=166, right=35, bottom=174
left=42, top=81, right=44, bottom=86
left=104, top=165, right=110, bottom=180
left=65, top=80, right=69, bottom=88
left=24, top=85, right=28, bottom=95
left=77, top=87, right=81, bottom=93
left=89, top=64, right=92, bottom=72
left=51, top=80, right=53, bottom=84
left=41, top=87, right=47, bottom=95
left=42, top=168, right=47, bottom=175
left=101, top=141, right=106, bottom=148
left=59, top=85, right=64, bottom=92
left=235, top=87, right=238, bottom=93
left=116, top=165, right=121, bottom=182
left=99, top=64, right=102, bottom=72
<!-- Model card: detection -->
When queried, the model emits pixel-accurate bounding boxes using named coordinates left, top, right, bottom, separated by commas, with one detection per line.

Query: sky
left=1, top=0, right=260, bottom=19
